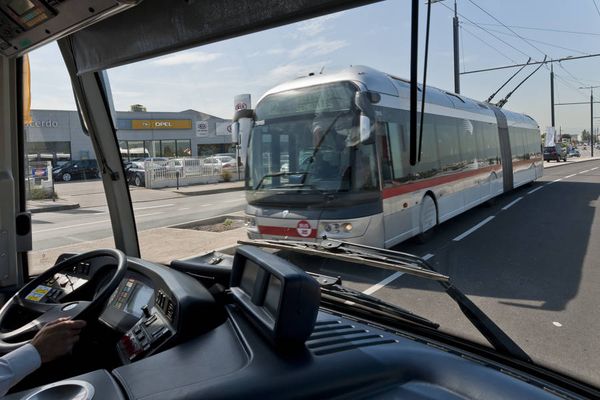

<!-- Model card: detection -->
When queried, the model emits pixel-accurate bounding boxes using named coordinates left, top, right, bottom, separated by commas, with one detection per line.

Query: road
left=29, top=159, right=600, bottom=387
left=289, top=159, right=600, bottom=387
left=32, top=187, right=247, bottom=251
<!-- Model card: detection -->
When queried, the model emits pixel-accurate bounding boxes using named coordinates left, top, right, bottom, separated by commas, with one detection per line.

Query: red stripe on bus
left=382, top=165, right=502, bottom=199
left=258, top=225, right=318, bottom=238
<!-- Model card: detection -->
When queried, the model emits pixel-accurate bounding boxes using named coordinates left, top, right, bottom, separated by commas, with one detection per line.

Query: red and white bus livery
left=244, top=66, right=542, bottom=248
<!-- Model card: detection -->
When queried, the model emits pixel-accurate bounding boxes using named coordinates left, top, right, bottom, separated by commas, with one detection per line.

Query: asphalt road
left=289, top=159, right=600, bottom=387
left=31, top=189, right=247, bottom=251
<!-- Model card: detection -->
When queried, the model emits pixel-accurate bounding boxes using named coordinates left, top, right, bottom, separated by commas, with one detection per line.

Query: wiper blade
left=254, top=171, right=309, bottom=190
left=309, top=273, right=439, bottom=330
left=238, top=239, right=448, bottom=281
left=240, top=238, right=532, bottom=363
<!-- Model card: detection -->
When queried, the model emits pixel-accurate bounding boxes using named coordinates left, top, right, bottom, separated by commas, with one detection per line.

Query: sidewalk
left=167, top=180, right=244, bottom=196
left=543, top=156, right=600, bottom=169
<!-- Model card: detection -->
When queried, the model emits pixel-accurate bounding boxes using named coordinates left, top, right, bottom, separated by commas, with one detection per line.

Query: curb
left=169, top=211, right=246, bottom=230
left=175, top=185, right=244, bottom=196
left=29, top=203, right=80, bottom=214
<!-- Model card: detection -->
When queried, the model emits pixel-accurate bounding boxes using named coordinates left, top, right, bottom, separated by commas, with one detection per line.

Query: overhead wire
left=459, top=25, right=518, bottom=64
left=464, top=23, right=600, bottom=37
left=462, top=22, right=590, bottom=56
left=466, top=0, right=548, bottom=58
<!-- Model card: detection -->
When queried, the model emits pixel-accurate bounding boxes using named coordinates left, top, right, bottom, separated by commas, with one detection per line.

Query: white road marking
left=591, top=167, right=599, bottom=171
left=180, top=207, right=190, bottom=211
left=547, top=178, right=563, bottom=185
left=201, top=203, right=214, bottom=207
left=564, top=174, right=576, bottom=179
left=527, top=186, right=544, bottom=195
left=453, top=216, right=495, bottom=241
left=579, top=169, right=591, bottom=174
left=35, top=212, right=163, bottom=233
left=501, top=197, right=523, bottom=211
left=362, top=253, right=434, bottom=296
left=134, top=203, right=174, bottom=211
left=552, top=321, right=562, bottom=327
left=223, top=199, right=243, bottom=203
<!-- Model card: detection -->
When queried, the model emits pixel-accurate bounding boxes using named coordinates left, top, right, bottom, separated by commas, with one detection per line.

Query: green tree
left=582, top=129, right=591, bottom=142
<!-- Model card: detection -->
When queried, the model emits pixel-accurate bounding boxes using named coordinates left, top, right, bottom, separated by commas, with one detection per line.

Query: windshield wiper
left=309, top=273, right=439, bottom=330
left=254, top=171, right=309, bottom=190
left=239, top=238, right=532, bottom=363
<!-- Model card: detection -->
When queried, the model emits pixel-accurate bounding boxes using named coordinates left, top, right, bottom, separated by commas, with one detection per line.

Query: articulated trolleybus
left=243, top=66, right=543, bottom=248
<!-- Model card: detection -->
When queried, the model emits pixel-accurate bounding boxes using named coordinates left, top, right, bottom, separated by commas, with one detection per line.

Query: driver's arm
left=0, top=318, right=85, bottom=397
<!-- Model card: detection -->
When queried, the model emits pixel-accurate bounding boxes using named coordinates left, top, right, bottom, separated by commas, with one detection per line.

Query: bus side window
left=376, top=123, right=393, bottom=185
left=385, top=122, right=410, bottom=183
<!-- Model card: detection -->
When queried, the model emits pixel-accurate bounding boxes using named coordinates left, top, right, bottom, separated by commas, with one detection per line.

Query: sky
left=28, top=0, right=600, bottom=136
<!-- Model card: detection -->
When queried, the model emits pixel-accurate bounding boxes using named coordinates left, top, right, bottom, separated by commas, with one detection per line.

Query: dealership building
left=25, top=107, right=235, bottom=163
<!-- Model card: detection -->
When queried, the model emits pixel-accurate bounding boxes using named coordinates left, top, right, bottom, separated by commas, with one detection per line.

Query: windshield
left=25, top=1, right=600, bottom=389
left=248, top=83, right=379, bottom=193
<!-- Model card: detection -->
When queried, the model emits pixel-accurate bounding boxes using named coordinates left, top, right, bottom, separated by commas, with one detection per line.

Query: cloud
left=288, top=40, right=348, bottom=59
left=266, top=61, right=331, bottom=83
left=216, top=66, right=242, bottom=73
left=296, top=14, right=342, bottom=37
left=152, top=51, right=222, bottom=66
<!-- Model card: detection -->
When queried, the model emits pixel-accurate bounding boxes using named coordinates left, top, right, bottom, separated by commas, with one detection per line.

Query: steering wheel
left=0, top=249, right=127, bottom=353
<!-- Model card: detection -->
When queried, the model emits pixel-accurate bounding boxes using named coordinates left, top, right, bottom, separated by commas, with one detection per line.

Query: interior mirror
left=359, top=114, right=373, bottom=144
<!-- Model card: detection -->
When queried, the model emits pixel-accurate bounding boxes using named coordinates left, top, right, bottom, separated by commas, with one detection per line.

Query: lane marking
left=35, top=212, right=163, bottom=233
left=552, top=321, right=562, bottom=327
left=362, top=253, right=434, bottom=296
left=180, top=207, right=190, bottom=211
left=591, top=167, right=599, bottom=171
left=527, top=186, right=544, bottom=195
left=201, top=203, right=214, bottom=207
left=134, top=203, right=174, bottom=211
left=579, top=169, right=591, bottom=174
left=453, top=216, right=495, bottom=241
left=501, top=196, right=523, bottom=211
left=564, top=174, right=576, bottom=179
left=547, top=178, right=563, bottom=185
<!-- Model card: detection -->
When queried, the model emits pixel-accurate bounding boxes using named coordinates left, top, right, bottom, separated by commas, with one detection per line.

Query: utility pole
left=430, top=0, right=460, bottom=93
left=550, top=63, right=555, bottom=128
left=580, top=86, right=600, bottom=157
left=453, top=0, right=460, bottom=94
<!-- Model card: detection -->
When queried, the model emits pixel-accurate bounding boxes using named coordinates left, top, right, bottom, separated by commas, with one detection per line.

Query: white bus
left=244, top=66, right=543, bottom=248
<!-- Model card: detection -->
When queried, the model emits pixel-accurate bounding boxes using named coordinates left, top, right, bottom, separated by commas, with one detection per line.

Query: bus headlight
left=321, top=222, right=353, bottom=235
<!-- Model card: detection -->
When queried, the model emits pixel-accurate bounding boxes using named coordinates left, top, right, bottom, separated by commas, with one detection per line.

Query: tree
left=562, top=133, right=571, bottom=140
left=582, top=129, right=591, bottom=142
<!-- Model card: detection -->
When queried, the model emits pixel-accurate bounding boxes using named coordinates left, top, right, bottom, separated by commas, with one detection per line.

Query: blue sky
left=29, top=0, right=600, bottom=136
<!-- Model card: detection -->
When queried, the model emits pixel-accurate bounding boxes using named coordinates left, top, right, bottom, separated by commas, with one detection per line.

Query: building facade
left=25, top=109, right=234, bottom=163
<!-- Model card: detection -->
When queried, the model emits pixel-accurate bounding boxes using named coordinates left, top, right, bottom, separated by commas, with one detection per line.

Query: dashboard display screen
left=264, top=275, right=281, bottom=317
left=240, top=260, right=259, bottom=294
left=125, top=284, right=154, bottom=317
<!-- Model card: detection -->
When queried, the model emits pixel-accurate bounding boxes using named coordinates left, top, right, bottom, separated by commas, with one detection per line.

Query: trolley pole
left=453, top=0, right=460, bottom=94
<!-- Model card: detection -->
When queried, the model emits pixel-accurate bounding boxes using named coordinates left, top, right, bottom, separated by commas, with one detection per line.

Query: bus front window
left=248, top=83, right=379, bottom=193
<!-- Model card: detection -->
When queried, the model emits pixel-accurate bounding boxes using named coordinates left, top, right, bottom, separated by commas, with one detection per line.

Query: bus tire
left=415, top=194, right=437, bottom=244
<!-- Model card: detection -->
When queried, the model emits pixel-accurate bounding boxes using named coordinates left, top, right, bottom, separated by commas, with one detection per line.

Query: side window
left=460, top=119, right=477, bottom=166
left=415, top=115, right=440, bottom=177
left=508, top=127, right=525, bottom=161
left=435, top=115, right=461, bottom=171
left=386, top=122, right=410, bottom=181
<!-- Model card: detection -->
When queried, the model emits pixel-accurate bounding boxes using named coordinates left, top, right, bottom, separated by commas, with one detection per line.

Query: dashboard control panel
left=117, top=307, right=174, bottom=363
left=24, top=260, right=91, bottom=303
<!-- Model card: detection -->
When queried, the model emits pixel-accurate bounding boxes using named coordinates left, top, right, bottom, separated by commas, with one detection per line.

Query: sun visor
left=67, top=0, right=382, bottom=75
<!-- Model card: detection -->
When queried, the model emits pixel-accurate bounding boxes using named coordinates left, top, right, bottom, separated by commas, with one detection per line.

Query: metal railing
left=143, top=158, right=240, bottom=189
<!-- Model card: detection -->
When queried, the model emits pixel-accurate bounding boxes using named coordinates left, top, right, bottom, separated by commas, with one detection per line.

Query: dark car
left=543, top=145, right=567, bottom=162
left=127, top=160, right=169, bottom=187
left=52, top=159, right=100, bottom=182
left=567, top=148, right=581, bottom=158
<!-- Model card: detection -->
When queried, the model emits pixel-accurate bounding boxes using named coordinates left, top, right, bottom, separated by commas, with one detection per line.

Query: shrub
left=221, top=170, right=232, bottom=182
left=29, top=188, right=57, bottom=200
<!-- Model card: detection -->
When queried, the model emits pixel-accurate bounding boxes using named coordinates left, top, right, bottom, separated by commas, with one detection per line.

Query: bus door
left=491, top=107, right=513, bottom=192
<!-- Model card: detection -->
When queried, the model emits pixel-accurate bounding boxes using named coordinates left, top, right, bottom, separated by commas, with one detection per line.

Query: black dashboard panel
left=112, top=307, right=568, bottom=400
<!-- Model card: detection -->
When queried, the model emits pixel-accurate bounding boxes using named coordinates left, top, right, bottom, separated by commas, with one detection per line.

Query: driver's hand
left=31, top=318, right=86, bottom=363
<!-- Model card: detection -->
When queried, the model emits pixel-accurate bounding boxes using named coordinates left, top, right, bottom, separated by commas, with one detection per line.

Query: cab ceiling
left=67, top=0, right=382, bottom=74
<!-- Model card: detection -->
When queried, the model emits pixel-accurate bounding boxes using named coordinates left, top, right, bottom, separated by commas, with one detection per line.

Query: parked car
left=568, top=149, right=581, bottom=158
left=543, top=145, right=567, bottom=162
left=52, top=159, right=100, bottom=182
left=127, top=160, right=168, bottom=186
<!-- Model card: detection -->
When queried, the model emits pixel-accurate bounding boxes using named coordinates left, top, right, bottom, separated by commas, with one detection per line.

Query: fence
left=144, top=158, right=242, bottom=189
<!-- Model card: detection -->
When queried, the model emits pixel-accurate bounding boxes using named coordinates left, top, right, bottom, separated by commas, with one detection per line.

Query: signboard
left=25, top=120, right=59, bottom=128
left=216, top=122, right=233, bottom=136
left=31, top=167, right=47, bottom=178
left=234, top=94, right=251, bottom=112
left=196, top=120, right=209, bottom=137
left=545, top=126, right=556, bottom=146
left=131, top=119, right=192, bottom=130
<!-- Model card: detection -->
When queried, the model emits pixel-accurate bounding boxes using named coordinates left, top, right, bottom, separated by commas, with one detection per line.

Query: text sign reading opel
left=131, top=119, right=192, bottom=130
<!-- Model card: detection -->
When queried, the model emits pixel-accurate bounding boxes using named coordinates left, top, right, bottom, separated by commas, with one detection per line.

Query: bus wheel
left=415, top=195, right=437, bottom=244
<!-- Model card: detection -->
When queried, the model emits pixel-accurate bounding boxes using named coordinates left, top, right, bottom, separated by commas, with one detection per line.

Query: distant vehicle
left=127, top=160, right=168, bottom=186
left=568, top=149, right=581, bottom=158
left=544, top=145, right=567, bottom=162
left=214, top=153, right=236, bottom=159
left=203, top=156, right=241, bottom=172
left=52, top=159, right=100, bottom=182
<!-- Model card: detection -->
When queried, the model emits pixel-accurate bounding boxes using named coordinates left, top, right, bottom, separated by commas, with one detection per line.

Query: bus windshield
left=248, top=82, right=379, bottom=194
